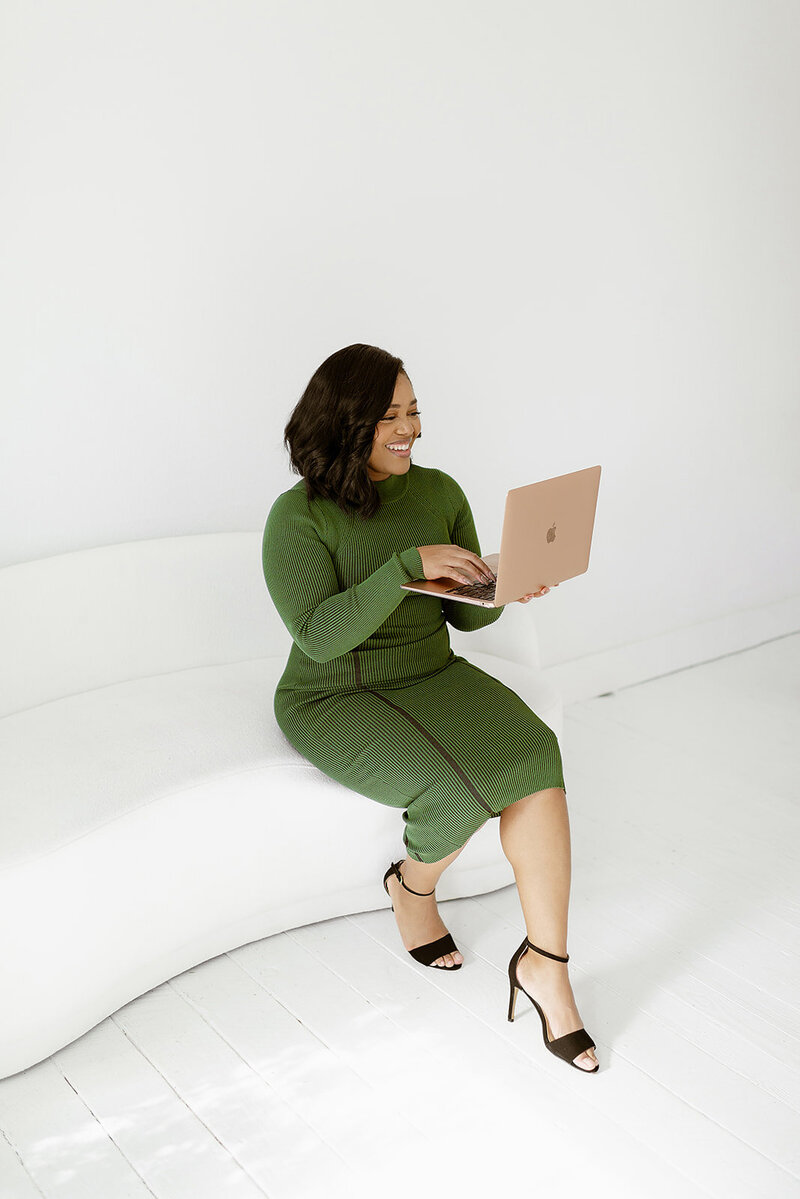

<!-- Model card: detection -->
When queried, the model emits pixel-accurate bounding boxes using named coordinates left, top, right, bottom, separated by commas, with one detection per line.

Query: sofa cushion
left=1, top=652, right=559, bottom=870
left=0, top=532, right=543, bottom=718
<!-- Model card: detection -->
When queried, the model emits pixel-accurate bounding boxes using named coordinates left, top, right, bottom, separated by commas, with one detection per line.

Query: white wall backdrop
left=1, top=0, right=798, bottom=686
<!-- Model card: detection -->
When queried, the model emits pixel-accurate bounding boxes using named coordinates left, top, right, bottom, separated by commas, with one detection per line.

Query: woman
left=262, top=344, right=599, bottom=1073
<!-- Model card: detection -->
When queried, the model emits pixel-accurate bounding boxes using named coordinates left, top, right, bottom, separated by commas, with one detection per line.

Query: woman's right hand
left=416, top=545, right=496, bottom=586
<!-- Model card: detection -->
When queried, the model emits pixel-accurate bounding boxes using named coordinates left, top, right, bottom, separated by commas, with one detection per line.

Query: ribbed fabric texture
left=262, top=464, right=505, bottom=695
left=262, top=463, right=566, bottom=862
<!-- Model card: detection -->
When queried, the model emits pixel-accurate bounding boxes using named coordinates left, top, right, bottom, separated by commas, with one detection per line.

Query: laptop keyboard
left=446, top=579, right=496, bottom=598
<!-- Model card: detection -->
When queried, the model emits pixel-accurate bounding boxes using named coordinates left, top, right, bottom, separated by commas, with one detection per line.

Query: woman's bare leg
left=499, top=787, right=598, bottom=1070
left=385, top=844, right=467, bottom=968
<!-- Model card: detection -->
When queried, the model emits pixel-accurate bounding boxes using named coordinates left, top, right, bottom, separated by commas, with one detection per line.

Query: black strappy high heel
left=383, top=859, right=462, bottom=970
left=507, top=936, right=599, bottom=1071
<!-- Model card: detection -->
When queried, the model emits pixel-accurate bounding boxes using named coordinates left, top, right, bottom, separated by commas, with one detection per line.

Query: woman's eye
left=381, top=411, right=420, bottom=421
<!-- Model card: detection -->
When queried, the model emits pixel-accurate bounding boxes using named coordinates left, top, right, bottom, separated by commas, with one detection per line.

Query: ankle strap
left=391, top=860, right=435, bottom=897
left=526, top=938, right=569, bottom=962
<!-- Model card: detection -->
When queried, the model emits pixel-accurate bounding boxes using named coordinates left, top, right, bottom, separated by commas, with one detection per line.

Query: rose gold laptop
left=400, top=464, right=602, bottom=609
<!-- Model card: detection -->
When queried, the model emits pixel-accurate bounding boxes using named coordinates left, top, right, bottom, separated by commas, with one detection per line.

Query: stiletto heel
left=507, top=936, right=599, bottom=1072
left=507, top=982, right=519, bottom=1022
left=383, top=859, right=462, bottom=970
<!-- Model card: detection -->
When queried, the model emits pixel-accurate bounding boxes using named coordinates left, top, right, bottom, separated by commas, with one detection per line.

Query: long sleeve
left=442, top=481, right=506, bottom=633
left=262, top=493, right=424, bottom=663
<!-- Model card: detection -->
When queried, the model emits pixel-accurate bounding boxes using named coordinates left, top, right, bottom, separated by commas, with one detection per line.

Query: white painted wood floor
left=1, top=633, right=799, bottom=1199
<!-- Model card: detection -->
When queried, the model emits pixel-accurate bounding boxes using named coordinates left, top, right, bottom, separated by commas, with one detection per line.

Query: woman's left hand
left=515, top=583, right=559, bottom=603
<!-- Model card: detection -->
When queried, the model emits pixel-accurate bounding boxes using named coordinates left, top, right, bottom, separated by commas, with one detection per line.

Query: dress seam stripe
left=366, top=688, right=496, bottom=816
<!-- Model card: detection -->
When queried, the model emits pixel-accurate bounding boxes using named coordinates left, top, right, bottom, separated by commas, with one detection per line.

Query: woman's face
left=366, top=372, right=421, bottom=482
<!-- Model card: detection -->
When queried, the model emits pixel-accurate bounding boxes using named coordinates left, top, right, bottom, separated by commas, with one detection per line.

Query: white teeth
left=388, top=443, right=410, bottom=450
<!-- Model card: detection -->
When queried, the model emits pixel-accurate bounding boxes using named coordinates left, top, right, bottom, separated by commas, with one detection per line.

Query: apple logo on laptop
left=547, top=523, right=556, bottom=544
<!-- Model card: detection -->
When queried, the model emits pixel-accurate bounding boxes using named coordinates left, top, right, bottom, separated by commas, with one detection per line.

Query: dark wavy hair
left=283, top=343, right=411, bottom=520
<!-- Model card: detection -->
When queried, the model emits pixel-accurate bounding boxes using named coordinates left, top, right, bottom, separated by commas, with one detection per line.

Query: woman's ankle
left=398, top=842, right=467, bottom=892
left=396, top=858, right=441, bottom=896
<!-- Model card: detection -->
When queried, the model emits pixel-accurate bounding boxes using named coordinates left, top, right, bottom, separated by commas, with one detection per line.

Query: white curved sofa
left=0, top=531, right=563, bottom=1080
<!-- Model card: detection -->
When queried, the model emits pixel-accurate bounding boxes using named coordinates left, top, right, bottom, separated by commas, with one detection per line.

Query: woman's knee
left=500, top=786, right=565, bottom=823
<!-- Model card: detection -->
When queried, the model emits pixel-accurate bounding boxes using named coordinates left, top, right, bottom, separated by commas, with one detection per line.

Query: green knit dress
left=262, top=463, right=565, bottom=863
